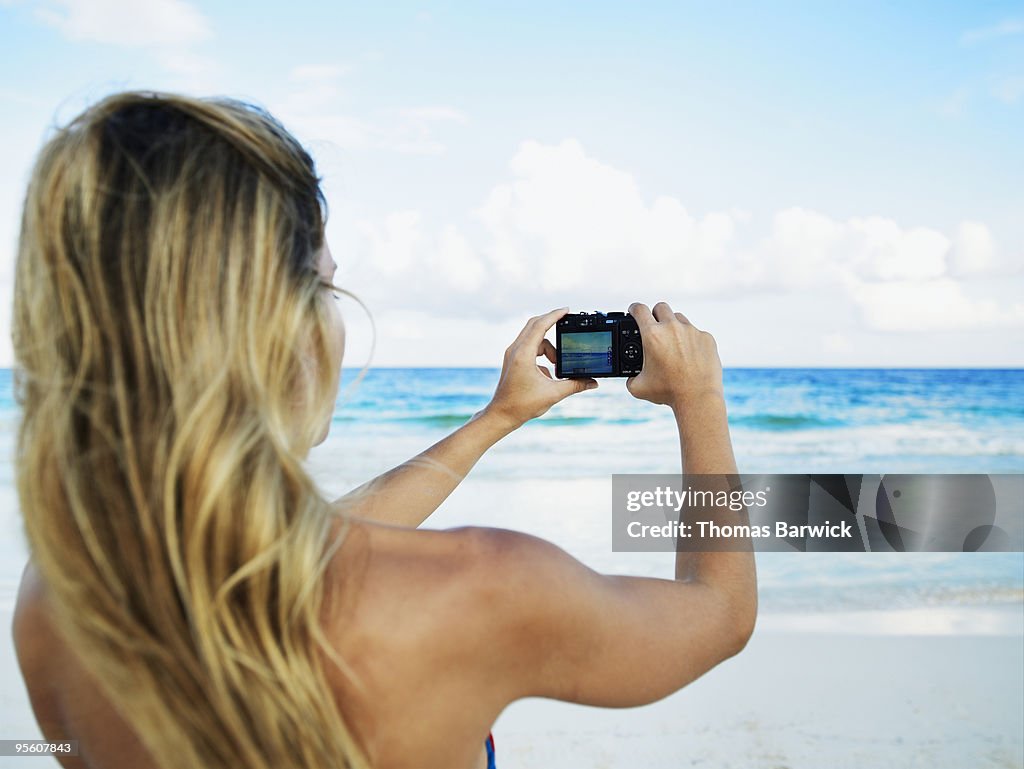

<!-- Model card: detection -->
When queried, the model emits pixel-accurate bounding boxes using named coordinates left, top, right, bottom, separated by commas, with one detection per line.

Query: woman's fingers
left=514, top=307, right=569, bottom=350
left=634, top=301, right=692, bottom=326
left=628, top=302, right=655, bottom=328
left=539, top=338, right=557, bottom=365
left=558, top=376, right=597, bottom=395
left=538, top=365, right=553, bottom=379
left=652, top=301, right=675, bottom=322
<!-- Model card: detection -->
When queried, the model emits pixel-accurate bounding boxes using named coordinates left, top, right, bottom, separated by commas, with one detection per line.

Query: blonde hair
left=12, top=91, right=369, bottom=768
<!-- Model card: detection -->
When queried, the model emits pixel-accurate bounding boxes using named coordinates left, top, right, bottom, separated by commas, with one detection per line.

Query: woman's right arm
left=462, top=523, right=754, bottom=708
left=331, top=308, right=595, bottom=528
left=457, top=301, right=757, bottom=709
left=625, top=301, right=757, bottom=595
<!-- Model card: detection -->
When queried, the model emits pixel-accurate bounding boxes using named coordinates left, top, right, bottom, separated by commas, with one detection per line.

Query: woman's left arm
left=332, top=308, right=596, bottom=528
left=330, top=407, right=514, bottom=527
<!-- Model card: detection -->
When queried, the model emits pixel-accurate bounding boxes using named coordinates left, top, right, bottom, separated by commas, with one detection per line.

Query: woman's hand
left=484, top=308, right=598, bottom=430
left=625, top=301, right=724, bottom=411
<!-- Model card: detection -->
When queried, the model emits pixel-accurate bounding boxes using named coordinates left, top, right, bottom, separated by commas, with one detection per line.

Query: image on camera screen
left=561, top=331, right=613, bottom=375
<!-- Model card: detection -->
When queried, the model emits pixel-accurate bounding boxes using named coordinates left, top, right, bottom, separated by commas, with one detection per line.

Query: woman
left=11, top=91, right=757, bottom=769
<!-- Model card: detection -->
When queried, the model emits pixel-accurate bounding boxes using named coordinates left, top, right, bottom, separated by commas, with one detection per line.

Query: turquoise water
left=2, top=367, right=1022, bottom=617
left=323, top=367, right=1024, bottom=477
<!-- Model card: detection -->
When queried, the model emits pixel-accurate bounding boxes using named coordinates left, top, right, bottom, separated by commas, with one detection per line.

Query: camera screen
left=561, top=331, right=613, bottom=374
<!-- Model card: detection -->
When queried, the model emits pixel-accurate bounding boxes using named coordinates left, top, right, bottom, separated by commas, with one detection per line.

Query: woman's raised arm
left=454, top=524, right=755, bottom=709
left=451, top=301, right=757, bottom=709
left=332, top=308, right=597, bottom=527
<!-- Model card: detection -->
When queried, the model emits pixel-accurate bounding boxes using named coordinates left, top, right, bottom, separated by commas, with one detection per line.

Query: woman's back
left=16, top=521, right=504, bottom=769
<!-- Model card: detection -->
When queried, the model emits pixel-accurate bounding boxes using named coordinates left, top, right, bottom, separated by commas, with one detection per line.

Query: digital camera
left=555, top=311, right=643, bottom=378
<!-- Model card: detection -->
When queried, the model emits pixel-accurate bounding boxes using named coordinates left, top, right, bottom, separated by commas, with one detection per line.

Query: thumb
left=559, top=377, right=598, bottom=397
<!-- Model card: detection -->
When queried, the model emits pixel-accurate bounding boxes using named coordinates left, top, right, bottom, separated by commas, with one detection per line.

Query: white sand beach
left=492, top=630, right=1024, bottom=769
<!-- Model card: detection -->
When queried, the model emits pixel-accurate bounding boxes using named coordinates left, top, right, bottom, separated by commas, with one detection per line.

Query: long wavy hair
left=12, top=91, right=369, bottom=768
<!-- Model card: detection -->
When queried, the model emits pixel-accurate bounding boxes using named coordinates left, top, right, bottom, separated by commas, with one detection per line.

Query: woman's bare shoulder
left=325, top=521, right=586, bottom=697
left=329, top=520, right=539, bottom=626
left=12, top=560, right=60, bottom=697
left=12, top=561, right=85, bottom=766
left=12, top=560, right=157, bottom=769
left=319, top=521, right=534, bottom=767
left=336, top=520, right=754, bottom=711
left=323, top=520, right=508, bottom=652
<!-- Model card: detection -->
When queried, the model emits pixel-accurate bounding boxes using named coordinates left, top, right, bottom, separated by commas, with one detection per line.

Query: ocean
left=320, top=367, right=1024, bottom=478
left=2, top=367, right=1022, bottom=626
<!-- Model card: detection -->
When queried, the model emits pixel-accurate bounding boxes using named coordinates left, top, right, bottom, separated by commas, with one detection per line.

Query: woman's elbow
left=718, top=591, right=758, bottom=659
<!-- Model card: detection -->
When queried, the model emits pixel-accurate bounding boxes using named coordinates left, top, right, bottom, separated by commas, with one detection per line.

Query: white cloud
left=846, top=217, right=949, bottom=281
left=759, top=207, right=844, bottom=287
left=350, top=214, right=484, bottom=304
left=951, top=221, right=997, bottom=276
left=821, top=332, right=852, bottom=355
left=31, top=0, right=211, bottom=46
left=433, top=225, right=484, bottom=292
left=272, top=66, right=376, bottom=151
left=357, top=211, right=423, bottom=276
left=338, top=307, right=524, bottom=368
left=477, top=139, right=742, bottom=298
left=961, top=18, right=1024, bottom=45
left=745, top=209, right=950, bottom=290
left=350, top=139, right=1021, bottom=342
left=844, top=275, right=1024, bottom=332
left=10, top=0, right=218, bottom=85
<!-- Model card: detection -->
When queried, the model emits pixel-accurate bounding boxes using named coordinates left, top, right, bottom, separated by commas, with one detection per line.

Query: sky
left=0, top=0, right=1022, bottom=367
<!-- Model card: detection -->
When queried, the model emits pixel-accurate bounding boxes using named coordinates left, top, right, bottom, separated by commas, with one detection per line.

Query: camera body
left=555, top=311, right=643, bottom=378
